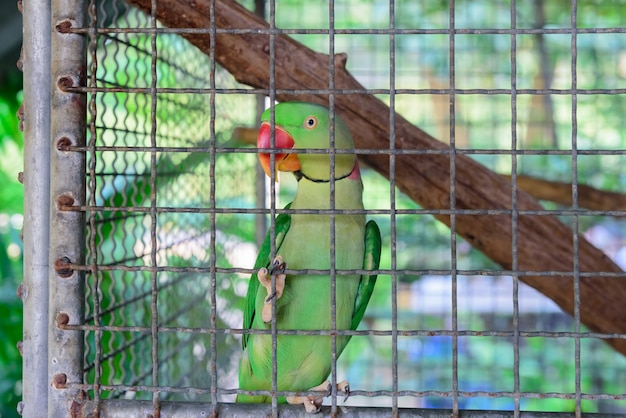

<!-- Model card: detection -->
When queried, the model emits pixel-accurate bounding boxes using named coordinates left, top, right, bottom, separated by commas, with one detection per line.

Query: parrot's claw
left=258, top=256, right=287, bottom=323
left=270, top=255, right=286, bottom=273
left=286, top=380, right=351, bottom=413
left=286, top=381, right=330, bottom=414
left=337, top=380, right=350, bottom=402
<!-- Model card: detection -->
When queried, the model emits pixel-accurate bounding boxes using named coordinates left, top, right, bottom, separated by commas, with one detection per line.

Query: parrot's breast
left=243, top=176, right=367, bottom=397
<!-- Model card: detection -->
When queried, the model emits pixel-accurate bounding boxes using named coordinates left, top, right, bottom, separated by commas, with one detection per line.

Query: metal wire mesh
left=80, top=3, right=258, bottom=405
left=21, top=0, right=626, bottom=416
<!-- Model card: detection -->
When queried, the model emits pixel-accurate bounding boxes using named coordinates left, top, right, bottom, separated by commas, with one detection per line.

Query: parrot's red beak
left=257, top=122, right=301, bottom=180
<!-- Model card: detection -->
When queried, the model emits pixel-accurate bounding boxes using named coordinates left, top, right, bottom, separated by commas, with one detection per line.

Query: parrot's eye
left=304, top=116, right=318, bottom=130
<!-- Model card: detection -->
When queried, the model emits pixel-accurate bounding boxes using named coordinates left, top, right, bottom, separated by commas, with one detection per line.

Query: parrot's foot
left=286, top=381, right=329, bottom=414
left=257, top=256, right=287, bottom=323
left=337, top=380, right=350, bottom=402
left=285, top=380, right=351, bottom=414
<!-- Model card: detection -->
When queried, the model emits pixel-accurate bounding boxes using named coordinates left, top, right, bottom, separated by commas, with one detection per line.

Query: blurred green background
left=0, top=70, right=24, bottom=418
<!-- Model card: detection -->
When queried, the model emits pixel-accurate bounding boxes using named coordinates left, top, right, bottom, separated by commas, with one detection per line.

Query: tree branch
left=126, top=0, right=626, bottom=355
left=504, top=175, right=626, bottom=213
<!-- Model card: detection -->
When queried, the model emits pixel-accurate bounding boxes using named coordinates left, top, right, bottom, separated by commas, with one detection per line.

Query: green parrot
left=237, top=102, right=381, bottom=413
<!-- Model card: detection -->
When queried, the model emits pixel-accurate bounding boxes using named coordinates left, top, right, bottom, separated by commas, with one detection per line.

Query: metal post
left=21, top=0, right=51, bottom=415
left=48, top=0, right=87, bottom=415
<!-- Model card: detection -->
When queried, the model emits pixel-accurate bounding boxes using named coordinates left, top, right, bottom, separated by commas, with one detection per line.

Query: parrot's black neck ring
left=293, top=164, right=355, bottom=183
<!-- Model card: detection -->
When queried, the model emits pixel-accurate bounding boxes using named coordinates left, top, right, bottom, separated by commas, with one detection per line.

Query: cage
left=19, top=0, right=626, bottom=417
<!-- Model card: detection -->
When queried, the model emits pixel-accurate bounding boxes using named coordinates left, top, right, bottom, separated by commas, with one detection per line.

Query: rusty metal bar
left=48, top=0, right=88, bottom=415
left=208, top=0, right=220, bottom=413
left=570, top=2, right=582, bottom=417
left=21, top=0, right=52, bottom=414
left=509, top=2, right=520, bottom=417
left=53, top=85, right=626, bottom=95
left=388, top=1, right=399, bottom=416
left=52, top=25, right=626, bottom=35
left=148, top=0, right=161, bottom=414
left=448, top=1, right=459, bottom=415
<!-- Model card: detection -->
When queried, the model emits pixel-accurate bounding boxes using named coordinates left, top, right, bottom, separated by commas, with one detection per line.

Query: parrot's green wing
left=350, top=220, right=381, bottom=331
left=242, top=205, right=292, bottom=350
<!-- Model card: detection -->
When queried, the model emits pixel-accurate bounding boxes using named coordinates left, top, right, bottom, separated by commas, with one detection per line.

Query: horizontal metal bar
left=72, top=265, right=626, bottom=279
left=63, top=26, right=626, bottom=35
left=64, top=262, right=626, bottom=279
left=59, top=205, right=626, bottom=218
left=71, top=377, right=626, bottom=400
left=61, top=323, right=626, bottom=340
left=61, top=85, right=626, bottom=95
left=65, top=145, right=626, bottom=156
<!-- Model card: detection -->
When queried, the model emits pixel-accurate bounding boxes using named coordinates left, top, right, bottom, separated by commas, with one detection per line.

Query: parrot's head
left=257, top=102, right=358, bottom=182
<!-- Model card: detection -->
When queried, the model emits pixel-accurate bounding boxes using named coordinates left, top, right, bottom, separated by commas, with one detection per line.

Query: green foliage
left=0, top=70, right=24, bottom=418
left=0, top=76, right=23, bottom=215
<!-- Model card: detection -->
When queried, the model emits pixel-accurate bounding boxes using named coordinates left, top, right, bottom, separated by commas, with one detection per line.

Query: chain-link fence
left=20, top=0, right=626, bottom=416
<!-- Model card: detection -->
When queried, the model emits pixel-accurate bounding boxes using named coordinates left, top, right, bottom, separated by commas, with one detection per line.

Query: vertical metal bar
left=86, top=0, right=102, bottom=412
left=570, top=1, right=582, bottom=417
left=48, top=0, right=87, bottom=415
left=21, top=0, right=51, bottom=414
left=532, top=0, right=558, bottom=148
left=328, top=0, right=338, bottom=414
left=509, top=2, right=521, bottom=417
left=448, top=1, right=459, bottom=415
left=388, top=1, right=398, bottom=416
left=209, top=0, right=219, bottom=410
left=268, top=0, right=278, bottom=415
left=149, top=0, right=160, bottom=413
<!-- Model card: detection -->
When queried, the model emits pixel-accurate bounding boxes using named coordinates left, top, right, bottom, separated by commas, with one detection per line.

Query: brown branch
left=231, top=127, right=257, bottom=146
left=504, top=175, right=626, bottom=213
left=127, top=0, right=626, bottom=356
